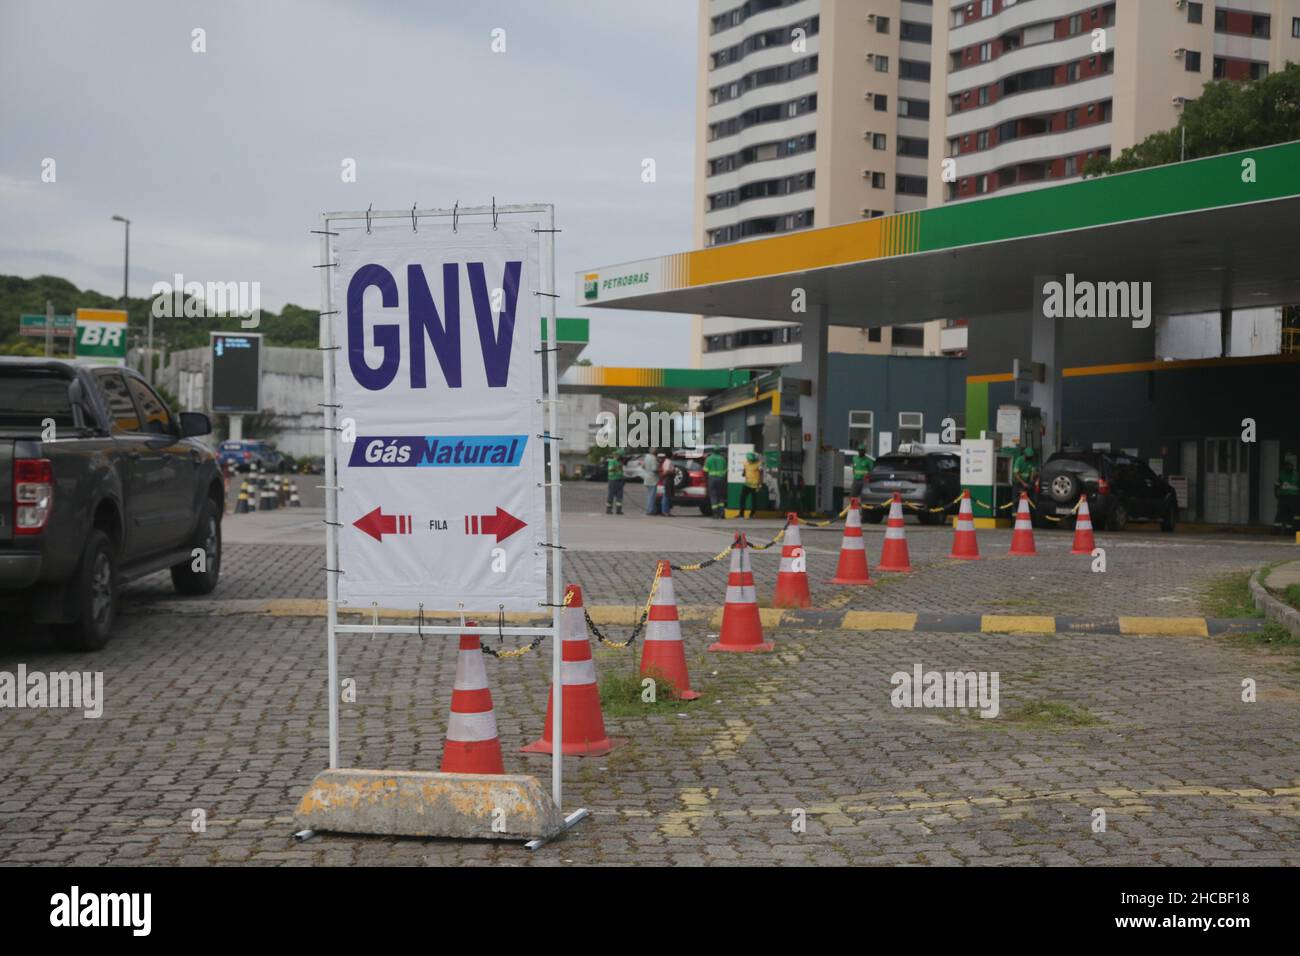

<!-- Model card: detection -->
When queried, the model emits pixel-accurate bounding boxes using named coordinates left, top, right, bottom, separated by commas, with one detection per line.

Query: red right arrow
left=466, top=506, right=527, bottom=543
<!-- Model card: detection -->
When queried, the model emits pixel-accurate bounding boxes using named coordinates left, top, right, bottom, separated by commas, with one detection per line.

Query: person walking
left=657, top=452, right=675, bottom=516
left=643, top=450, right=660, bottom=514
left=604, top=450, right=625, bottom=515
left=704, top=446, right=728, bottom=519
left=739, top=451, right=763, bottom=518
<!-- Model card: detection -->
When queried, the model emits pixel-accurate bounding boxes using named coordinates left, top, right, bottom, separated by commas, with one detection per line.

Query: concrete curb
left=1249, top=569, right=1300, bottom=639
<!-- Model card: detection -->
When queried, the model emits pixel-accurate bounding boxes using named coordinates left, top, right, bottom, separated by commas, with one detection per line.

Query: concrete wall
left=822, top=353, right=968, bottom=449
left=159, top=346, right=324, bottom=458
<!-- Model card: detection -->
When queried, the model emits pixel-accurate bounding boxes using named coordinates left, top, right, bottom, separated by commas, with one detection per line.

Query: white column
left=797, top=304, right=830, bottom=510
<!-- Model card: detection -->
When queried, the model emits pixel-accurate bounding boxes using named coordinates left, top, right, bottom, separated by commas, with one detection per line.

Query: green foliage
left=0, top=274, right=322, bottom=354
left=1084, top=64, right=1300, bottom=176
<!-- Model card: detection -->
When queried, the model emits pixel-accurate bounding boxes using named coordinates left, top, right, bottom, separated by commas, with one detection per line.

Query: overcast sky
left=0, top=0, right=698, bottom=365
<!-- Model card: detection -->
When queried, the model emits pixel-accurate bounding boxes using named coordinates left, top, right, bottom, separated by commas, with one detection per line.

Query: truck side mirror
left=179, top=411, right=212, bottom=437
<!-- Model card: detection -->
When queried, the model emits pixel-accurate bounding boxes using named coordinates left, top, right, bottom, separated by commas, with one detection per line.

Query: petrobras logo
left=349, top=435, right=527, bottom=467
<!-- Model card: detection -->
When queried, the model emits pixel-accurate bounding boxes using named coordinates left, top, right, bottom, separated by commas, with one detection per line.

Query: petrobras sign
left=331, top=221, right=546, bottom=611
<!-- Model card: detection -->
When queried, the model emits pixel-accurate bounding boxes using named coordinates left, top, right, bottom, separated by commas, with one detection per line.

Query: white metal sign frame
left=316, top=203, right=566, bottom=811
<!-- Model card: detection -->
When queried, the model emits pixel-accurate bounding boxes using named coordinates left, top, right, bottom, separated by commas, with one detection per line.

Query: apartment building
left=928, top=0, right=1300, bottom=356
left=928, top=0, right=1300, bottom=204
left=691, top=0, right=952, bottom=369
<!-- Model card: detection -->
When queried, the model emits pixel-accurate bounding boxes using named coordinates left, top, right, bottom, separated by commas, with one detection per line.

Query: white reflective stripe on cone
left=644, top=619, right=682, bottom=642
left=562, top=610, right=588, bottom=642
left=561, top=658, right=597, bottom=686
left=840, top=536, right=865, bottom=550
left=778, top=556, right=794, bottom=570
left=885, top=526, right=906, bottom=539
left=957, top=520, right=975, bottom=531
left=654, top=576, right=677, bottom=605
left=725, top=585, right=757, bottom=604
left=453, top=653, right=488, bottom=691
left=447, top=710, right=499, bottom=742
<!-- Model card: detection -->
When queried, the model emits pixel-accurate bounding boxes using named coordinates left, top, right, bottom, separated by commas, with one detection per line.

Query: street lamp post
left=111, top=215, right=134, bottom=378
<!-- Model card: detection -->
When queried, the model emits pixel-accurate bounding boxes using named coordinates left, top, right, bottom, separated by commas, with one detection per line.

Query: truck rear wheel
left=171, top=499, right=222, bottom=595
left=54, top=530, right=116, bottom=652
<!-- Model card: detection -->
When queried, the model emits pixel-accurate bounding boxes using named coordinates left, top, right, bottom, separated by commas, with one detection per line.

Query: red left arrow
left=353, top=507, right=411, bottom=541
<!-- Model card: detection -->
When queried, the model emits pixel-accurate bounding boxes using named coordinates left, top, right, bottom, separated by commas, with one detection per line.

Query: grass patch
left=599, top=670, right=698, bottom=718
left=1002, top=700, right=1100, bottom=727
left=1282, top=584, right=1300, bottom=613
left=1199, top=571, right=1263, bottom=619
left=1224, top=620, right=1300, bottom=651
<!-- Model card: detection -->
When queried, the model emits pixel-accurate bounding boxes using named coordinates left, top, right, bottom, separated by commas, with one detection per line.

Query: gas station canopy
left=576, top=141, right=1300, bottom=326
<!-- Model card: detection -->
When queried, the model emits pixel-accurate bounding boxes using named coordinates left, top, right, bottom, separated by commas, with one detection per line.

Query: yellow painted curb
left=841, top=611, right=918, bottom=631
left=1118, top=616, right=1209, bottom=637
left=982, top=614, right=1056, bottom=634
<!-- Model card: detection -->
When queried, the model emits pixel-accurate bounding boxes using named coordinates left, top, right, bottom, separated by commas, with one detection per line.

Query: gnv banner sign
left=331, top=222, right=546, bottom=611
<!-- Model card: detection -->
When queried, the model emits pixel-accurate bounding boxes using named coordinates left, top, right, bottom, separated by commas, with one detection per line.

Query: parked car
left=1035, top=448, right=1177, bottom=532
left=218, top=439, right=287, bottom=473
left=667, top=449, right=712, bottom=516
left=0, top=359, right=224, bottom=650
left=860, top=452, right=961, bottom=524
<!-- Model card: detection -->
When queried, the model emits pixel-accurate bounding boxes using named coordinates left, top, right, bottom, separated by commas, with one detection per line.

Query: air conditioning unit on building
left=867, top=13, right=877, bottom=22
left=1174, top=47, right=1186, bottom=58
left=865, top=52, right=877, bottom=62
left=1172, top=95, right=1189, bottom=107
left=1174, top=0, right=1186, bottom=9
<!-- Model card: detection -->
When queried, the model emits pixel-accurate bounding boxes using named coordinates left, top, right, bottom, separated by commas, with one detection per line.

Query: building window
left=849, top=411, right=874, bottom=452
left=898, top=136, right=929, bottom=157
left=871, top=171, right=887, bottom=188
left=898, top=411, right=924, bottom=443
left=867, top=327, right=882, bottom=342
left=875, top=15, right=890, bottom=33
left=1185, top=50, right=1201, bottom=72
left=875, top=55, right=890, bottom=73
left=873, top=133, right=887, bottom=150
left=1252, top=14, right=1271, bottom=38
left=873, top=94, right=888, bottom=111
left=979, top=42, right=991, bottom=62
left=1067, top=61, right=1079, bottom=82
left=975, top=174, right=988, bottom=194
left=978, top=86, right=989, bottom=106
left=1065, top=108, right=1076, bottom=129
left=898, top=97, right=930, bottom=118
left=900, top=21, right=931, bottom=43
left=981, top=0, right=993, bottom=17
left=900, top=59, right=931, bottom=81
left=1251, top=61, right=1268, bottom=80
left=895, top=174, right=927, bottom=195
left=1187, top=2, right=1202, bottom=24
left=1293, top=17, right=1300, bottom=38
left=1064, top=155, right=1077, bottom=177
left=976, top=130, right=988, bottom=150
left=1068, top=14, right=1082, bottom=35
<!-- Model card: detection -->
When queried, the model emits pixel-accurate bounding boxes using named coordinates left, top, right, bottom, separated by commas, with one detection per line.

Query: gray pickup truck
left=0, top=358, right=224, bottom=650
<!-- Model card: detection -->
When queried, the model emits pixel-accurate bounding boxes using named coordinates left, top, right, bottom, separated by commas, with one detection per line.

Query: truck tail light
left=1096, top=478, right=1110, bottom=495
left=14, top=458, right=54, bottom=534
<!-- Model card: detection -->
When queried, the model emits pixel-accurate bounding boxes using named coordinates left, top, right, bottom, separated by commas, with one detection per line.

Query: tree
left=1083, top=63, right=1300, bottom=176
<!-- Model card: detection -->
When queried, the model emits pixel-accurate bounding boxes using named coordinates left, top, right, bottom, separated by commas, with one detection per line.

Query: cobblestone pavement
left=3, top=481, right=1298, bottom=866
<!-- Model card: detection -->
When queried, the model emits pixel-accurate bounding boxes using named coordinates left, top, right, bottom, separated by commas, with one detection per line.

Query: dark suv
left=1035, top=449, right=1177, bottom=532
left=860, top=452, right=961, bottom=524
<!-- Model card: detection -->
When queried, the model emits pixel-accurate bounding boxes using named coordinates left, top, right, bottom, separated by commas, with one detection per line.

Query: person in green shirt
left=1011, top=446, right=1037, bottom=497
left=1275, top=452, right=1298, bottom=532
left=704, top=448, right=728, bottom=519
left=605, top=451, right=625, bottom=514
left=850, top=445, right=875, bottom=499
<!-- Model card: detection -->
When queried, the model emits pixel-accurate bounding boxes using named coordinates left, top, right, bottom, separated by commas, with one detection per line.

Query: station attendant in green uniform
left=704, top=447, right=728, bottom=519
left=604, top=451, right=624, bottom=515
left=850, top=444, right=875, bottom=499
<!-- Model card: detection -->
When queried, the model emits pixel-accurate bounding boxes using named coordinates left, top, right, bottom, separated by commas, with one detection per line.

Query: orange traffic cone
left=773, top=513, right=813, bottom=606
left=440, top=623, right=505, bottom=775
left=709, top=535, right=774, bottom=653
left=1071, top=496, right=1096, bottom=555
left=877, top=493, right=913, bottom=572
left=832, top=497, right=872, bottom=585
left=950, top=490, right=981, bottom=559
left=1008, top=493, right=1037, bottom=556
left=641, top=561, right=700, bottom=700
left=522, top=585, right=616, bottom=756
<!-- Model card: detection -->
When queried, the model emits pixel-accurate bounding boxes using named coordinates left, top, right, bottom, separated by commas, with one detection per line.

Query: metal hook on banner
left=371, top=602, right=379, bottom=641
left=365, top=203, right=372, bottom=234
left=417, top=603, right=424, bottom=639
left=452, top=201, right=459, bottom=233
left=497, top=605, right=506, bottom=645
left=411, top=203, right=418, bottom=232
left=492, top=197, right=498, bottom=230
